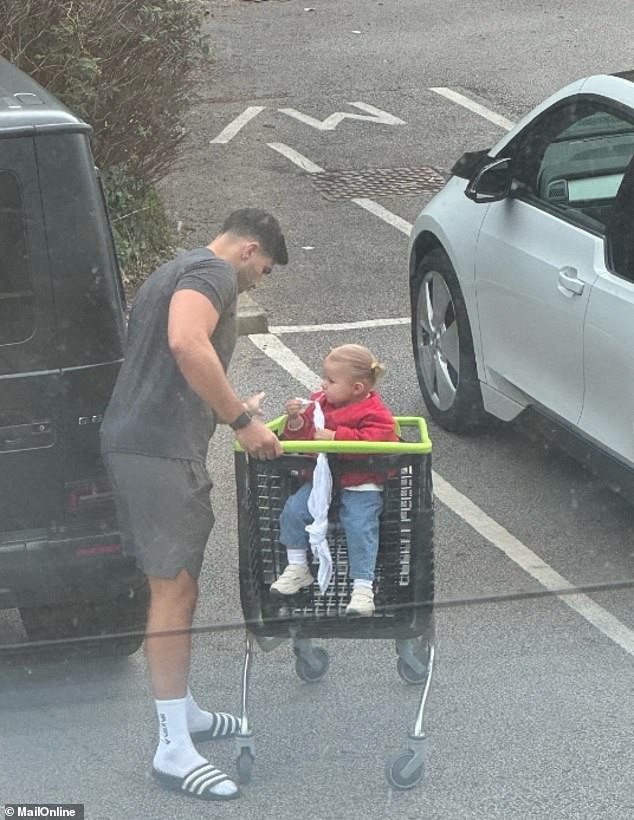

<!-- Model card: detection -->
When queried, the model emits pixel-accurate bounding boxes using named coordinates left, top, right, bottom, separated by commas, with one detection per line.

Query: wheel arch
left=409, top=231, right=443, bottom=295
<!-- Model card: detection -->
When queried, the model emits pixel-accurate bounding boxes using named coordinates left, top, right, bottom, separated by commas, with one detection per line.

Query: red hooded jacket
left=282, top=391, right=398, bottom=487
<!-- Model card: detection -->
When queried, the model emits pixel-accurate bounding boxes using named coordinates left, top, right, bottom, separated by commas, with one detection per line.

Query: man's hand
left=244, top=391, right=266, bottom=418
left=236, top=419, right=283, bottom=459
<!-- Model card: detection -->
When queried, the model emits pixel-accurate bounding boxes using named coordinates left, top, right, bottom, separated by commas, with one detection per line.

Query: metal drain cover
left=309, top=166, right=446, bottom=201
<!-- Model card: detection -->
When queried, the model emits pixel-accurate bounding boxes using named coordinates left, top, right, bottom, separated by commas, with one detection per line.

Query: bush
left=102, top=165, right=177, bottom=296
left=0, top=0, right=209, bottom=288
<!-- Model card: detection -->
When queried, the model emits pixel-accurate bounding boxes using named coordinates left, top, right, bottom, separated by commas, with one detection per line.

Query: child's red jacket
left=282, top=390, right=398, bottom=487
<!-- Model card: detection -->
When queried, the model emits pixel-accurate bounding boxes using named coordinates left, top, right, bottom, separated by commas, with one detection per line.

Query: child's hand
left=285, top=398, right=307, bottom=419
left=244, top=391, right=266, bottom=418
left=314, top=428, right=335, bottom=441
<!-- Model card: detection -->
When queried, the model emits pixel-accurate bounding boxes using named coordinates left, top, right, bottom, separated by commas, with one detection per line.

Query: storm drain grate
left=309, top=166, right=446, bottom=201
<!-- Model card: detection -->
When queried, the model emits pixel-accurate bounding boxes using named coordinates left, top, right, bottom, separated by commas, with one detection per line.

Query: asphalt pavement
left=2, top=2, right=633, bottom=819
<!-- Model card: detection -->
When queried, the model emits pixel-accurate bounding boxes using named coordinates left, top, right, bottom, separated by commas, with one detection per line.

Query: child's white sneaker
left=345, top=588, right=375, bottom=616
left=270, top=564, right=314, bottom=595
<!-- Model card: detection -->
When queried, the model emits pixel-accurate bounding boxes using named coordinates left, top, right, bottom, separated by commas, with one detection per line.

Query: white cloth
left=305, top=401, right=333, bottom=593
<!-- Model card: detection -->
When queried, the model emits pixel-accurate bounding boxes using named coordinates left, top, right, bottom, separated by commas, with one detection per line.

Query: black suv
left=0, top=57, right=147, bottom=657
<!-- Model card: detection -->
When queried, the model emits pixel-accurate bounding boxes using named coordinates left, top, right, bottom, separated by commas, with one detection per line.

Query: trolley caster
left=294, top=646, right=330, bottom=683
left=395, top=638, right=430, bottom=685
left=236, top=749, right=254, bottom=784
left=397, top=656, right=428, bottom=685
left=385, top=749, right=425, bottom=790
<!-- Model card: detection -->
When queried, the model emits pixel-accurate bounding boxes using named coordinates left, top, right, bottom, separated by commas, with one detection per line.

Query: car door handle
left=0, top=420, right=54, bottom=452
left=557, top=267, right=584, bottom=297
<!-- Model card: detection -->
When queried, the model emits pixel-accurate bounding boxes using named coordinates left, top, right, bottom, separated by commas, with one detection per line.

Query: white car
left=409, top=71, right=634, bottom=497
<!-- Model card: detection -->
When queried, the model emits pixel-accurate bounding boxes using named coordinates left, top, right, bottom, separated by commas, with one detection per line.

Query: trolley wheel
left=236, top=749, right=254, bottom=784
left=294, top=647, right=330, bottom=683
left=397, top=656, right=428, bottom=685
left=385, top=750, right=424, bottom=790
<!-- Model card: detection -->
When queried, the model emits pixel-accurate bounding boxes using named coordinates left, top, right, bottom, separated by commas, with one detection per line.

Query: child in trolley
left=270, top=343, right=398, bottom=616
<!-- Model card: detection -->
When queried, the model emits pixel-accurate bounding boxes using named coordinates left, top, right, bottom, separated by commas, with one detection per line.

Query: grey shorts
left=104, top=452, right=214, bottom=580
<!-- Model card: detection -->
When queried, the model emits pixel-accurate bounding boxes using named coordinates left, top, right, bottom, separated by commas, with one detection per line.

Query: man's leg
left=147, top=569, right=238, bottom=800
left=146, top=569, right=198, bottom=699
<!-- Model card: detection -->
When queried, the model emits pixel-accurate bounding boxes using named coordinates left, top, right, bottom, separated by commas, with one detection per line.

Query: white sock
left=353, top=579, right=373, bottom=591
left=185, top=687, right=214, bottom=733
left=154, top=696, right=206, bottom=776
left=153, top=697, right=237, bottom=796
left=287, top=548, right=308, bottom=566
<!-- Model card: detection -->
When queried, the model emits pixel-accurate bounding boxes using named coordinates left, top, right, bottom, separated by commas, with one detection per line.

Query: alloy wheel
left=415, top=270, right=460, bottom=411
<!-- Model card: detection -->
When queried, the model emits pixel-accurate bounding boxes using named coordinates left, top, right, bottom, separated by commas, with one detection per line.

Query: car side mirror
left=465, top=157, right=512, bottom=203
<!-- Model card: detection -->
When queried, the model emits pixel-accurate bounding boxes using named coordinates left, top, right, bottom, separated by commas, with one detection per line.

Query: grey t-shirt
left=100, top=247, right=237, bottom=462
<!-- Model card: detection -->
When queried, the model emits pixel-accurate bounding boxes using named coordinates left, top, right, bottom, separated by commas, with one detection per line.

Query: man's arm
left=168, top=289, right=245, bottom=422
left=168, top=289, right=282, bottom=458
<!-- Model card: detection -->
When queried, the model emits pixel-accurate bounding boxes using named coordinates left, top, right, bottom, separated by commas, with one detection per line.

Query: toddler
left=270, top=344, right=398, bottom=616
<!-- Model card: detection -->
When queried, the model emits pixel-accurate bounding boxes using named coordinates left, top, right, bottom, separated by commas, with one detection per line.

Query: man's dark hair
left=222, top=208, right=288, bottom=265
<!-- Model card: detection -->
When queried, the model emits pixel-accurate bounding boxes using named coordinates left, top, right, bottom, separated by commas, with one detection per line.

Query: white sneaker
left=270, top=564, right=314, bottom=595
left=345, top=588, right=375, bottom=617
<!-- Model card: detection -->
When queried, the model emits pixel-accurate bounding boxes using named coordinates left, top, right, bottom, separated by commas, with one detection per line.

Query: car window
left=510, top=102, right=634, bottom=232
left=0, top=169, right=34, bottom=344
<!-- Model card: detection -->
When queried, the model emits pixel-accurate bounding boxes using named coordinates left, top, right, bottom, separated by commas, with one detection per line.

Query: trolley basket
left=234, top=416, right=434, bottom=640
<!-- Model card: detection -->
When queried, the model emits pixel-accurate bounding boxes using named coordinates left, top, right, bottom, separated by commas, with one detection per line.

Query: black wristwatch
left=230, top=410, right=253, bottom=431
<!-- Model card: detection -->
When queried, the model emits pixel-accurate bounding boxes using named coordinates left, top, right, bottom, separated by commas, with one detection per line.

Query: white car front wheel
left=411, top=248, right=486, bottom=432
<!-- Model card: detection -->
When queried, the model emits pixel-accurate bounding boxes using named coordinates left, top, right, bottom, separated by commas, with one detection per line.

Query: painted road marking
left=249, top=333, right=321, bottom=391
left=433, top=474, right=634, bottom=657
left=279, top=101, right=405, bottom=131
left=250, top=331, right=634, bottom=659
left=210, top=106, right=266, bottom=144
left=267, top=142, right=325, bottom=173
left=430, top=87, right=515, bottom=130
left=269, top=317, right=410, bottom=334
left=266, top=144, right=413, bottom=235
left=351, top=197, right=412, bottom=235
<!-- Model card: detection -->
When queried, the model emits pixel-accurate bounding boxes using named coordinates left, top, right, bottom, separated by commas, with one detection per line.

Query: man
left=100, top=209, right=287, bottom=801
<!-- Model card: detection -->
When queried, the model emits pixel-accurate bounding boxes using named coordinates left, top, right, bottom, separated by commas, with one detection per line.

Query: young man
left=100, top=209, right=287, bottom=801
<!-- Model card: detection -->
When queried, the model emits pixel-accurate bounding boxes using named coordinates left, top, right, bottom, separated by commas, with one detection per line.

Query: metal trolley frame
left=233, top=417, right=435, bottom=790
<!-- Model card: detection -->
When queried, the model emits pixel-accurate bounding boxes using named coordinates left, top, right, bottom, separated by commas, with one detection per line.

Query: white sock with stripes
left=153, top=697, right=236, bottom=796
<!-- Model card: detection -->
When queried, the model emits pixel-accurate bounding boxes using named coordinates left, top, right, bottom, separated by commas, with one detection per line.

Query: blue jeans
left=279, top=483, right=383, bottom=581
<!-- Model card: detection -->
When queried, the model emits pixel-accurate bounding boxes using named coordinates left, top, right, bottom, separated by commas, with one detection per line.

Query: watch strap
left=230, top=410, right=253, bottom=430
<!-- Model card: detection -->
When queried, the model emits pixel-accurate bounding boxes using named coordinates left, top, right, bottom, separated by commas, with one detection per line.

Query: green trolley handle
left=234, top=415, right=432, bottom=455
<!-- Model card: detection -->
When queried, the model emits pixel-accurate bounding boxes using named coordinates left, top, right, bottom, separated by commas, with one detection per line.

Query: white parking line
left=430, top=87, right=515, bottom=131
left=210, top=106, right=265, bottom=144
left=351, top=198, right=412, bottom=235
left=267, top=142, right=324, bottom=173
left=433, top=474, right=634, bottom=657
left=266, top=143, right=413, bottom=235
left=250, top=331, right=634, bottom=659
left=249, top=333, right=320, bottom=391
left=269, top=317, right=410, bottom=334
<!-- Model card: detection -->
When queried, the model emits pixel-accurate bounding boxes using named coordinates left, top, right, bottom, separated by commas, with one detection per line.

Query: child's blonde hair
left=326, top=344, right=386, bottom=387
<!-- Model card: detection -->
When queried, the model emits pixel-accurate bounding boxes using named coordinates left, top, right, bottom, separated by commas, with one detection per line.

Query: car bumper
left=0, top=528, right=145, bottom=609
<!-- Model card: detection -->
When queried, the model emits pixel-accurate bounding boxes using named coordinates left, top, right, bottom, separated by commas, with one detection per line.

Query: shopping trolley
left=233, top=416, right=435, bottom=790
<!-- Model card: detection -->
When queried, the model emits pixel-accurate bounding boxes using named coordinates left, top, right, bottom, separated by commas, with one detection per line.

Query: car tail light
left=67, top=479, right=114, bottom=513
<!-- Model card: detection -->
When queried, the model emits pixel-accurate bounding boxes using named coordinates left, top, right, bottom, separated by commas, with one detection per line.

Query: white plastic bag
left=305, top=401, right=333, bottom=593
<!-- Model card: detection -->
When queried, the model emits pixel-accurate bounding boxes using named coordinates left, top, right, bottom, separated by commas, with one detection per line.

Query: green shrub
left=102, top=165, right=177, bottom=296
left=0, top=0, right=209, bottom=288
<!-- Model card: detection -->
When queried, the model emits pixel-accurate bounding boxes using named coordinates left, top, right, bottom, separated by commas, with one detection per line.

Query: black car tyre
left=19, top=583, right=148, bottom=659
left=411, top=248, right=486, bottom=432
